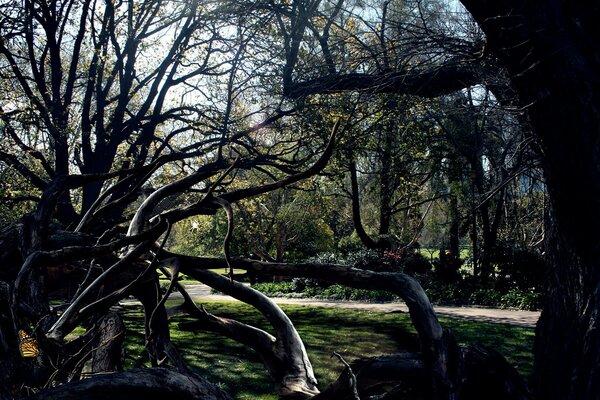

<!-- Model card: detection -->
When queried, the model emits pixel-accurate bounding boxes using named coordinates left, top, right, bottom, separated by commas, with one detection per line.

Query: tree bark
left=313, top=346, right=530, bottom=400
left=90, top=312, right=125, bottom=373
left=23, top=368, right=233, bottom=400
left=349, top=161, right=386, bottom=250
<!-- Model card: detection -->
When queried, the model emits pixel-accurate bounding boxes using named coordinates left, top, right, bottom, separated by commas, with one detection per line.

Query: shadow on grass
left=120, top=300, right=534, bottom=400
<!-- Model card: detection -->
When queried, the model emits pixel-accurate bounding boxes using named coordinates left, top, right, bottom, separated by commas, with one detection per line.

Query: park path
left=172, top=284, right=540, bottom=328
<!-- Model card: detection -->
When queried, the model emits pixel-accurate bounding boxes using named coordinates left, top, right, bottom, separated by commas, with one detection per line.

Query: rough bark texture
left=312, top=353, right=426, bottom=400
left=314, top=345, right=530, bottom=400
left=458, top=1, right=600, bottom=399
left=0, top=282, right=22, bottom=396
left=89, top=312, right=125, bottom=373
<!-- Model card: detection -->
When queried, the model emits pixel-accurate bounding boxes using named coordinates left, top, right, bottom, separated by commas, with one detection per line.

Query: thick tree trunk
left=314, top=346, right=530, bottom=400
left=0, top=282, right=22, bottom=396
left=533, top=205, right=600, bottom=399
left=90, top=312, right=125, bottom=373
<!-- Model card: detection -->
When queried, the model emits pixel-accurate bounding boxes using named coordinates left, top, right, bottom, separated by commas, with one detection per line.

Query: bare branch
left=284, top=60, right=482, bottom=99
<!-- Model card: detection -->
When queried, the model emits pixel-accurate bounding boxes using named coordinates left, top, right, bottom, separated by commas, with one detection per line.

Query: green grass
left=157, top=270, right=225, bottom=286
left=121, top=301, right=534, bottom=399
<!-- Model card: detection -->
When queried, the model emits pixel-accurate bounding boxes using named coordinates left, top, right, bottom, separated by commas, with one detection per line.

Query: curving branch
left=177, top=267, right=319, bottom=398
left=212, top=196, right=235, bottom=280
left=349, top=160, right=385, bottom=250
left=45, top=236, right=160, bottom=341
left=23, top=368, right=232, bottom=400
left=168, top=254, right=461, bottom=399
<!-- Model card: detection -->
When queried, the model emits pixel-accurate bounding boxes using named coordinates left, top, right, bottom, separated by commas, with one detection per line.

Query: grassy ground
left=120, top=300, right=534, bottom=400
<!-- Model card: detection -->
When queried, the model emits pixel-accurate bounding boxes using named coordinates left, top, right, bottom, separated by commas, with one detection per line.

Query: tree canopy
left=0, top=0, right=598, bottom=399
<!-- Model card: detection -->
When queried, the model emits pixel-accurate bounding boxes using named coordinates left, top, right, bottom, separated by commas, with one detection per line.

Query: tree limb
left=23, top=368, right=233, bottom=400
left=284, top=59, right=482, bottom=99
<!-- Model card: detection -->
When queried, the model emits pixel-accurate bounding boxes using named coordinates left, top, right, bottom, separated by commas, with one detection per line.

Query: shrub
left=252, top=281, right=296, bottom=297
left=425, top=282, right=469, bottom=305
left=250, top=252, right=542, bottom=311
left=499, top=289, right=543, bottom=311
left=492, top=245, right=545, bottom=290
left=252, top=281, right=397, bottom=302
left=469, top=288, right=504, bottom=307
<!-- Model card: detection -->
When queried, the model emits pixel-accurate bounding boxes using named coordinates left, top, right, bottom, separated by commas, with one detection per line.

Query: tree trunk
left=449, top=195, right=460, bottom=258
left=314, top=345, right=530, bottom=400
left=378, top=106, right=395, bottom=237
left=349, top=161, right=386, bottom=250
left=90, top=313, right=125, bottom=373
left=0, top=282, right=22, bottom=396
left=533, top=204, right=600, bottom=399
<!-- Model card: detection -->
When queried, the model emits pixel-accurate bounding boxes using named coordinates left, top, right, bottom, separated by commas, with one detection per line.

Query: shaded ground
left=172, top=284, right=540, bottom=328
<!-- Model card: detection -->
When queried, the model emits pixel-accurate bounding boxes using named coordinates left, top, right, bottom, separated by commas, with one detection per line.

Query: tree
left=0, top=0, right=340, bottom=397
left=342, top=95, right=443, bottom=251
left=458, top=2, right=600, bottom=399
left=279, top=0, right=600, bottom=398
left=429, top=89, right=540, bottom=281
left=0, top=0, right=595, bottom=399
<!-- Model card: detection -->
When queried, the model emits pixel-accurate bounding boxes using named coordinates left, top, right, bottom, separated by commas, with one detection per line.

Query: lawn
left=120, top=301, right=534, bottom=400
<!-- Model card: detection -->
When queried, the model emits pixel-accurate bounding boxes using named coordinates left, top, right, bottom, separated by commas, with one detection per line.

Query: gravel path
left=170, top=284, right=540, bottom=328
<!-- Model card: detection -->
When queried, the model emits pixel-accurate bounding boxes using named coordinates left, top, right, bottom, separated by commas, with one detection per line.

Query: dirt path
left=172, top=284, right=540, bottom=328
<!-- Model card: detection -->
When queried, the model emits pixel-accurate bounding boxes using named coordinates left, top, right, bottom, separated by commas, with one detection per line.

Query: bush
left=251, top=251, right=542, bottom=311
left=420, top=275, right=543, bottom=310
left=499, top=289, right=543, bottom=311
left=252, top=281, right=297, bottom=297
left=492, top=245, right=545, bottom=290
left=469, top=288, right=504, bottom=307
left=424, top=282, right=470, bottom=305
left=337, top=233, right=366, bottom=254
left=251, top=281, right=398, bottom=302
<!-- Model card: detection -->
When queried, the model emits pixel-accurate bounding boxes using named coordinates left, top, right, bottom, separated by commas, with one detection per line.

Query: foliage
left=253, top=269, right=543, bottom=311
left=0, top=0, right=558, bottom=397
left=169, top=188, right=336, bottom=260
left=491, top=244, right=546, bottom=291
left=307, top=248, right=432, bottom=274
left=252, top=280, right=398, bottom=302
left=337, top=232, right=367, bottom=254
left=422, top=276, right=543, bottom=311
left=274, top=190, right=335, bottom=260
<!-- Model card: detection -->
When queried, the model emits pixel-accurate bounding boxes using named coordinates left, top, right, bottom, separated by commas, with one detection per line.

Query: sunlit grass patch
left=440, top=317, right=536, bottom=378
